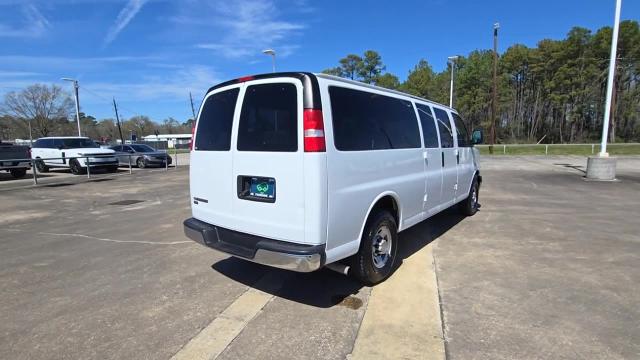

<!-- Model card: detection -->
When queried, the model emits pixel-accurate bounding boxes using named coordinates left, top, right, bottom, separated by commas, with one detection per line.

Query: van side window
left=237, top=83, right=298, bottom=152
left=433, top=108, right=454, bottom=148
left=33, top=139, right=44, bottom=148
left=451, top=113, right=470, bottom=147
left=195, top=88, right=239, bottom=151
left=329, top=86, right=420, bottom=151
left=415, top=104, right=439, bottom=148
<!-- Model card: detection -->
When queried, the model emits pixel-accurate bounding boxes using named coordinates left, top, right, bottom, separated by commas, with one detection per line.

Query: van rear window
left=329, top=86, right=421, bottom=151
left=195, top=88, right=239, bottom=151
left=237, top=83, right=298, bottom=152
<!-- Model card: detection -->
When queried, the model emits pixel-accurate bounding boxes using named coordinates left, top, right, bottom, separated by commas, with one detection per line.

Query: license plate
left=249, top=177, right=275, bottom=199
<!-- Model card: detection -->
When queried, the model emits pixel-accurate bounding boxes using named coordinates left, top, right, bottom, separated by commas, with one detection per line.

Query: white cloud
left=81, top=65, right=222, bottom=104
left=103, top=0, right=149, bottom=46
left=186, top=0, right=305, bottom=59
left=0, top=4, right=49, bottom=38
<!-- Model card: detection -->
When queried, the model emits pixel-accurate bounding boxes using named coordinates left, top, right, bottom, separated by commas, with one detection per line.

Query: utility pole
left=490, top=22, right=499, bottom=154
left=189, top=92, right=197, bottom=120
left=113, top=98, right=124, bottom=145
left=62, top=78, right=82, bottom=136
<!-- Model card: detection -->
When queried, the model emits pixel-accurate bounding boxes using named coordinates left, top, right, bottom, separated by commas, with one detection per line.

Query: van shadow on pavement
left=211, top=207, right=469, bottom=308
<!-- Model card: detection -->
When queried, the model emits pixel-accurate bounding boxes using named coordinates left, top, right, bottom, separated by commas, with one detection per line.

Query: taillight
left=189, top=126, right=195, bottom=151
left=27, top=148, right=31, bottom=158
left=303, top=109, right=325, bottom=152
left=238, top=75, right=255, bottom=82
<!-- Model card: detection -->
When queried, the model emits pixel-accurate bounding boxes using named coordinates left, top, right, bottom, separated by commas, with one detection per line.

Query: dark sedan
left=109, top=144, right=172, bottom=168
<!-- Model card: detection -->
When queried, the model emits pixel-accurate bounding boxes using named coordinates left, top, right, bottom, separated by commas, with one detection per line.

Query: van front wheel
left=351, top=210, right=398, bottom=286
left=459, top=177, right=479, bottom=216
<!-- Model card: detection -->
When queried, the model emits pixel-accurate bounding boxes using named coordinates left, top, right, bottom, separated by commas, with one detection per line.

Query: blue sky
left=0, top=0, right=638, bottom=122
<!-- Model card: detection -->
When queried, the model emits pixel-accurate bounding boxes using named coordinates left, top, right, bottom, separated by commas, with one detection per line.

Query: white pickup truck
left=31, top=137, right=118, bottom=175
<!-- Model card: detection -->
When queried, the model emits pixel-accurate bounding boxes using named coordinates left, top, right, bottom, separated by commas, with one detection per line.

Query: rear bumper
left=183, top=217, right=324, bottom=272
left=0, top=161, right=30, bottom=169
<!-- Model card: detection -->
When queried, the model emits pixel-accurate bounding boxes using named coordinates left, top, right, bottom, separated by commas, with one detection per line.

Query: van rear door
left=190, top=85, right=241, bottom=231
left=230, top=79, right=306, bottom=243
left=191, top=78, right=308, bottom=245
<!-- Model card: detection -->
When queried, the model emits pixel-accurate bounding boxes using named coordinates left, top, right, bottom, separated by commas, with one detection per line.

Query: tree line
left=2, top=21, right=638, bottom=144
left=323, top=21, right=640, bottom=144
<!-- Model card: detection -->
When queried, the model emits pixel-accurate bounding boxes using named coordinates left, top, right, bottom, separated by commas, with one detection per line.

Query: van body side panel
left=321, top=80, right=425, bottom=260
left=303, top=153, right=328, bottom=246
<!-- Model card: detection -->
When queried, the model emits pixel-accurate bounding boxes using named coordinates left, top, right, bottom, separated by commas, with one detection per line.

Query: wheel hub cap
left=372, top=225, right=392, bottom=269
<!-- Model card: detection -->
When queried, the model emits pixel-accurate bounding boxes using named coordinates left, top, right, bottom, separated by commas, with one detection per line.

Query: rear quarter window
left=237, top=83, right=298, bottom=152
left=329, top=86, right=420, bottom=151
left=195, top=88, right=240, bottom=151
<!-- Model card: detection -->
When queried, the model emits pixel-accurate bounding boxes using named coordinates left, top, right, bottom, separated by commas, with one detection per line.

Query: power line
left=81, top=85, right=143, bottom=118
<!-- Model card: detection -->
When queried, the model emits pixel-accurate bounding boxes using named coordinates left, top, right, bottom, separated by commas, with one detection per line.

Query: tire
left=69, top=159, right=85, bottom=175
left=136, top=157, right=146, bottom=168
left=10, top=168, right=27, bottom=178
left=459, top=176, right=479, bottom=216
left=107, top=165, right=118, bottom=173
left=351, top=210, right=398, bottom=286
left=35, top=158, right=49, bottom=173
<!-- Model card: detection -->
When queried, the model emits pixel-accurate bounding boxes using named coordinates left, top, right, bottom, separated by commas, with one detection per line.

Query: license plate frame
left=237, top=175, right=276, bottom=203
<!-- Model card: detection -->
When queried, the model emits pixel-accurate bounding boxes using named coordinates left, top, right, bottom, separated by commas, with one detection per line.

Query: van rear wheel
left=351, top=210, right=398, bottom=286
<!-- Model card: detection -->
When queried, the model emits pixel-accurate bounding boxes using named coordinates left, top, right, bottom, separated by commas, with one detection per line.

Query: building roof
left=142, top=134, right=192, bottom=140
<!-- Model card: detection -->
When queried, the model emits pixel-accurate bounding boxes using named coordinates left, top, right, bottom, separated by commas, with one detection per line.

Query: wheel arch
left=356, top=192, right=401, bottom=247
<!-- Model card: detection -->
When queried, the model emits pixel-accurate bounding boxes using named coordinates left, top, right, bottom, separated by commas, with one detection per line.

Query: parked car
left=183, top=72, right=483, bottom=285
left=109, top=144, right=172, bottom=168
left=31, top=137, right=118, bottom=175
left=0, top=140, right=31, bottom=178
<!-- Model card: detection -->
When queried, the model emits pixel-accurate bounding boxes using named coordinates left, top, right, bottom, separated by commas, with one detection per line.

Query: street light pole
left=62, top=78, right=82, bottom=136
left=600, top=0, right=622, bottom=157
left=262, top=49, right=276, bottom=73
left=448, top=55, right=459, bottom=108
left=585, top=0, right=621, bottom=181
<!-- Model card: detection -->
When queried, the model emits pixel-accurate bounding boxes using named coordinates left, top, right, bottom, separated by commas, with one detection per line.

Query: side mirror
left=471, top=129, right=484, bottom=145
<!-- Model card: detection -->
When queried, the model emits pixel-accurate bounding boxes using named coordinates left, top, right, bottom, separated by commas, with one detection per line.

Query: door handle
left=441, top=152, right=445, bottom=167
left=457, top=153, right=460, bottom=164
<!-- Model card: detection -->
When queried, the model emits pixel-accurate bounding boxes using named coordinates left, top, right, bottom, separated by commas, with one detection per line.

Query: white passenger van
left=184, top=72, right=483, bottom=285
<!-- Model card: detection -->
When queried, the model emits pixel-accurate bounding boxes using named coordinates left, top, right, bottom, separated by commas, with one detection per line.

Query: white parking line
left=37, top=231, right=192, bottom=245
left=349, top=245, right=446, bottom=360
left=171, top=271, right=284, bottom=360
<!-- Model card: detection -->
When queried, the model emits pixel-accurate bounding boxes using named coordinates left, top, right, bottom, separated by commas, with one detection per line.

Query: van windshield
left=237, top=83, right=298, bottom=152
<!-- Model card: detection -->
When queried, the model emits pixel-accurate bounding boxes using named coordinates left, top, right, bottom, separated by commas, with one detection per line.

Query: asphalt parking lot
left=1, top=156, right=639, bottom=359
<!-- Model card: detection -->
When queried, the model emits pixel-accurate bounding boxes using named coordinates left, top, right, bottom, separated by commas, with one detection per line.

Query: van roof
left=205, top=72, right=454, bottom=113
left=314, top=73, right=454, bottom=112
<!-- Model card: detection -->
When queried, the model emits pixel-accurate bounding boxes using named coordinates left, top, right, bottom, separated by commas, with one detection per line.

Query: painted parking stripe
left=349, top=245, right=446, bottom=360
left=171, top=271, right=284, bottom=360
